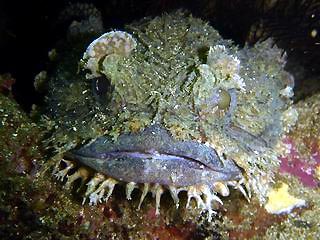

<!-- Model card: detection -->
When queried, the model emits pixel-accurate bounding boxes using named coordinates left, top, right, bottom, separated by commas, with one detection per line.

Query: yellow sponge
left=265, top=182, right=306, bottom=214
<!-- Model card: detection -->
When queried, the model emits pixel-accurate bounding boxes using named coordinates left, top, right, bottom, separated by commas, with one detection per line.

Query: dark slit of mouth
left=64, top=150, right=215, bottom=170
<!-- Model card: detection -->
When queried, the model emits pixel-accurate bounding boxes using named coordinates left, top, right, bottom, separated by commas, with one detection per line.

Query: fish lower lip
left=65, top=124, right=242, bottom=186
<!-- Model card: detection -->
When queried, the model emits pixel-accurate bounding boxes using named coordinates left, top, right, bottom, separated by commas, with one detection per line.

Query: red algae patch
left=280, top=93, right=320, bottom=188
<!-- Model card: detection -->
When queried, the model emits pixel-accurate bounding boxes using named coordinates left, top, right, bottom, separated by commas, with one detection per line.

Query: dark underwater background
left=0, top=0, right=319, bottom=111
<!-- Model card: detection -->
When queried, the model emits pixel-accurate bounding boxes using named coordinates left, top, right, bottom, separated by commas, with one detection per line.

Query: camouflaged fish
left=44, top=11, right=297, bottom=220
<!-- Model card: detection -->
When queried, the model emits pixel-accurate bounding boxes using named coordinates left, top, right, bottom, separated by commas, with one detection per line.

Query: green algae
left=0, top=94, right=41, bottom=166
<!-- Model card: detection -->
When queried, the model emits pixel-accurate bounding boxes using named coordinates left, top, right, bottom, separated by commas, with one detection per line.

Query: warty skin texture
left=45, top=11, right=295, bottom=218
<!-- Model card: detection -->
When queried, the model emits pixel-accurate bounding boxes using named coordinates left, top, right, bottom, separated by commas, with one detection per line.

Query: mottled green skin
left=46, top=11, right=293, bottom=201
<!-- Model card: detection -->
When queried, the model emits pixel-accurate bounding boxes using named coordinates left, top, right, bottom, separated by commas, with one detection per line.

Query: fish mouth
left=65, top=124, right=243, bottom=187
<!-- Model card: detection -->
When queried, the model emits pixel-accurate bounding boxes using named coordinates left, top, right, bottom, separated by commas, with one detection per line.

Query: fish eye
left=92, top=76, right=111, bottom=96
left=217, top=88, right=231, bottom=110
left=91, top=76, right=113, bottom=106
